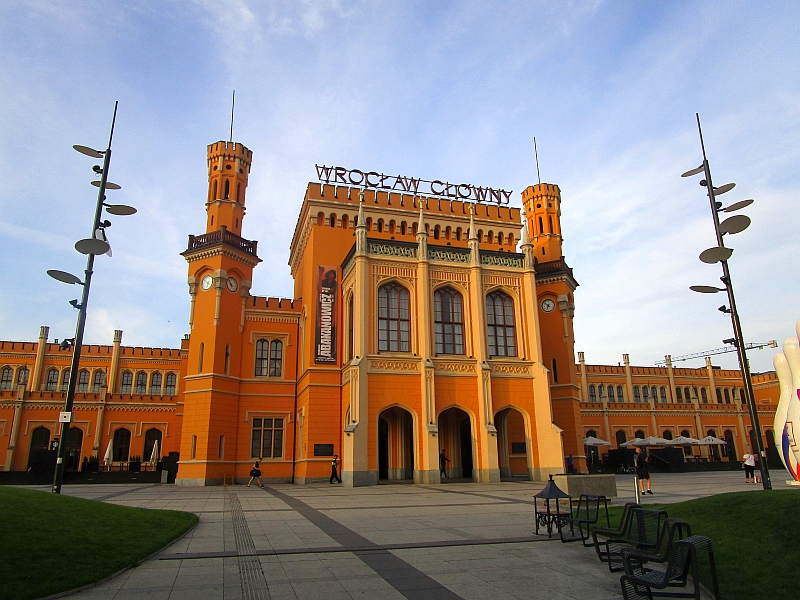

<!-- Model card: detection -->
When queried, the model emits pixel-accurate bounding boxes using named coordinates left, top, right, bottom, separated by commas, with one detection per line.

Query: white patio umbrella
left=583, top=436, right=612, bottom=446
left=669, top=435, right=700, bottom=446
left=621, top=436, right=671, bottom=448
left=149, top=439, right=160, bottom=464
left=103, top=439, right=113, bottom=465
left=696, top=435, right=728, bottom=446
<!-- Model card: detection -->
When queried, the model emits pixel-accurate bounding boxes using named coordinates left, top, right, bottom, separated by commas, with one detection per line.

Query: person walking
left=635, top=447, right=652, bottom=495
left=330, top=454, right=341, bottom=484
left=439, top=449, right=450, bottom=479
left=742, top=450, right=756, bottom=483
left=247, top=459, right=263, bottom=488
left=566, top=454, right=575, bottom=475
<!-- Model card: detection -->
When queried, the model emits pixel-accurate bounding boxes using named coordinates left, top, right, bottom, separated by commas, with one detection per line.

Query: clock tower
left=179, top=141, right=261, bottom=485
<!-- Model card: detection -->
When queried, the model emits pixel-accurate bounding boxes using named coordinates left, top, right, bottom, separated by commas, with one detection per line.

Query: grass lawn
left=0, top=486, right=198, bottom=600
left=604, top=490, right=800, bottom=600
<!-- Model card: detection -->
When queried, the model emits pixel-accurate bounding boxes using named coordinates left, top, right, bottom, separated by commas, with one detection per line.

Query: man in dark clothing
left=330, top=454, right=341, bottom=484
left=439, top=449, right=450, bottom=479
left=635, top=447, right=652, bottom=494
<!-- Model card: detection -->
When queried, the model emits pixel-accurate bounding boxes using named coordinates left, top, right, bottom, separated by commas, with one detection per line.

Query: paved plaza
left=30, top=472, right=795, bottom=599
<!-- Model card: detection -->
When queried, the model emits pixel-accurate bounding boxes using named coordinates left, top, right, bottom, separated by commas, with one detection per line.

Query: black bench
left=598, top=508, right=668, bottom=571
left=591, top=502, right=641, bottom=563
left=559, top=494, right=611, bottom=546
left=619, top=518, right=693, bottom=578
left=620, top=535, right=721, bottom=600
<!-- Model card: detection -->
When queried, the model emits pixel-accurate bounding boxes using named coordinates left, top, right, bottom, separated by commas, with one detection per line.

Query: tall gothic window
left=378, top=283, right=410, bottom=352
left=135, top=372, right=147, bottom=394
left=255, top=339, right=269, bottom=376
left=255, top=339, right=283, bottom=377
left=269, top=340, right=283, bottom=377
left=61, top=369, right=71, bottom=392
left=164, top=373, right=177, bottom=395
left=77, top=369, right=89, bottom=392
left=92, top=370, right=106, bottom=393
left=433, top=287, right=464, bottom=355
left=16, top=367, right=29, bottom=388
left=150, top=372, right=162, bottom=394
left=120, top=371, right=132, bottom=393
left=486, top=290, right=516, bottom=357
left=45, top=369, right=59, bottom=392
left=0, top=366, right=12, bottom=390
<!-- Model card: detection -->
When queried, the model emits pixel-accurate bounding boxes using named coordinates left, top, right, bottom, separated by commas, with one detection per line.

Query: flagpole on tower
left=533, top=136, right=541, bottom=185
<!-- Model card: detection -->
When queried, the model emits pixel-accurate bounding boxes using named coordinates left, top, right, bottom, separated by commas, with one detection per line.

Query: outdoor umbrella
left=696, top=435, right=728, bottom=446
left=149, top=439, right=159, bottom=464
left=103, top=439, right=113, bottom=465
left=621, top=436, right=670, bottom=447
left=669, top=435, right=700, bottom=446
left=583, top=436, right=612, bottom=446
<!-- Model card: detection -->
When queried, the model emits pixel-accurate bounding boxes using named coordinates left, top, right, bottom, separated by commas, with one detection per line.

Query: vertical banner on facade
left=315, top=266, right=338, bottom=364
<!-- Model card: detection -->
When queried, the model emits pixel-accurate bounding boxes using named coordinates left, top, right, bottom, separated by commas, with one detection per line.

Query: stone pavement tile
left=111, top=587, right=173, bottom=600
left=336, top=574, right=395, bottom=591
left=172, top=571, right=224, bottom=589
left=346, top=589, right=407, bottom=600
left=289, top=580, right=352, bottom=599
left=167, top=586, right=226, bottom=600
left=121, top=568, right=179, bottom=590
left=266, top=582, right=298, bottom=599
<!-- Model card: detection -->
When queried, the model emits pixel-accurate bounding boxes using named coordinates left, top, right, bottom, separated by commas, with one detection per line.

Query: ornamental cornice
left=428, top=247, right=470, bottom=263
left=369, top=241, right=417, bottom=259
left=368, top=358, right=420, bottom=373
left=184, top=244, right=261, bottom=268
left=434, top=361, right=475, bottom=374
left=489, top=362, right=532, bottom=376
left=0, top=353, right=36, bottom=361
left=244, top=313, right=300, bottom=324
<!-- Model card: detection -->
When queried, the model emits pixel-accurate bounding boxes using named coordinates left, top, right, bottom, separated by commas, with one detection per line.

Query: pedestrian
left=247, top=459, right=263, bottom=488
left=634, top=447, right=652, bottom=495
left=330, top=454, right=341, bottom=484
left=566, top=454, right=575, bottom=475
left=742, top=450, right=756, bottom=483
left=439, top=449, right=450, bottom=479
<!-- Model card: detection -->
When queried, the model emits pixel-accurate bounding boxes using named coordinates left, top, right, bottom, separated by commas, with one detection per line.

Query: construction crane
left=655, top=340, right=777, bottom=366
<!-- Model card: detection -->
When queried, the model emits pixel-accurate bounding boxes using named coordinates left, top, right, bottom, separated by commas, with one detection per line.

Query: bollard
left=634, top=475, right=641, bottom=504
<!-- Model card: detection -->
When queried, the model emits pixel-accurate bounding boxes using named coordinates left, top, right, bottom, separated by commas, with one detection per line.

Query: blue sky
left=1, top=1, right=798, bottom=372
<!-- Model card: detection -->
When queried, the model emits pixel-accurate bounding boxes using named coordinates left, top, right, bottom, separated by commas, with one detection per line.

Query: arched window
left=716, top=388, right=723, bottom=403
left=701, top=387, right=708, bottom=403
left=378, top=283, right=410, bottom=352
left=681, top=429, right=694, bottom=456
left=548, top=215, right=554, bottom=233
left=329, top=213, right=336, bottom=228
left=455, top=227, right=461, bottom=241
left=552, top=358, right=559, bottom=383
left=651, top=386, right=658, bottom=402
left=486, top=290, right=516, bottom=357
left=61, top=369, right=71, bottom=392
left=317, top=212, right=325, bottom=226
left=663, top=430, right=673, bottom=440
left=270, top=340, right=283, bottom=377
left=213, top=180, right=218, bottom=200
left=347, top=295, right=354, bottom=361
left=113, top=428, right=132, bottom=462
left=588, top=385, right=596, bottom=402
left=642, top=386, right=649, bottom=401
left=635, top=430, right=645, bottom=439
left=615, top=430, right=627, bottom=448
left=224, top=344, right=231, bottom=375
left=45, top=369, right=59, bottom=392
left=224, top=179, right=230, bottom=199
left=342, top=214, right=349, bottom=229
left=29, top=426, right=51, bottom=467
left=497, top=232, right=504, bottom=245
left=164, top=373, right=177, bottom=395
left=487, top=231, right=493, bottom=244
left=633, top=386, right=641, bottom=402
left=150, top=372, right=162, bottom=395
left=143, top=428, right=163, bottom=462
left=740, top=388, right=747, bottom=405
left=724, top=388, right=731, bottom=404
left=401, top=221, right=407, bottom=236
left=135, top=372, right=147, bottom=394
left=433, top=287, right=464, bottom=355
left=617, top=385, right=624, bottom=401
left=608, top=385, right=615, bottom=401
left=77, top=369, right=89, bottom=392
left=366, top=217, right=372, bottom=231
left=120, top=371, right=132, bottom=394
left=198, top=343, right=204, bottom=374
left=676, top=387, right=683, bottom=401
left=0, top=366, right=12, bottom=390
left=16, top=367, right=29, bottom=388
left=538, top=217, right=544, bottom=234
left=92, top=371, right=106, bottom=393
left=445, top=226, right=451, bottom=239
left=686, top=387, right=692, bottom=401
left=255, top=340, right=269, bottom=376
left=722, top=429, right=736, bottom=458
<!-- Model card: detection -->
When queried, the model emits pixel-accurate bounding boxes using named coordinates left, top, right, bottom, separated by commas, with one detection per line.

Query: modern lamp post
left=47, top=102, right=137, bottom=494
left=683, top=113, right=771, bottom=491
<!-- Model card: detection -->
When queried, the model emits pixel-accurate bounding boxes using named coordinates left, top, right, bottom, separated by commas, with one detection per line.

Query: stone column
left=665, top=355, right=676, bottom=403
left=93, top=387, right=107, bottom=459
left=4, top=387, right=25, bottom=471
left=623, top=354, right=633, bottom=403
left=706, top=357, right=717, bottom=404
left=467, top=208, right=499, bottom=482
left=415, top=208, right=440, bottom=483
left=108, top=330, right=123, bottom=393
left=31, top=326, right=49, bottom=391
left=343, top=194, right=375, bottom=487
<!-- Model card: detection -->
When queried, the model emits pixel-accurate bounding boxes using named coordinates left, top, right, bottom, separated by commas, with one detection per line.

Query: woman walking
left=742, top=450, right=756, bottom=483
left=248, top=458, right=263, bottom=488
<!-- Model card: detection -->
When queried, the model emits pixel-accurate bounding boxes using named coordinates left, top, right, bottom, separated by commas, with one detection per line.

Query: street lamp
left=47, top=102, right=136, bottom=494
left=683, top=112, right=771, bottom=491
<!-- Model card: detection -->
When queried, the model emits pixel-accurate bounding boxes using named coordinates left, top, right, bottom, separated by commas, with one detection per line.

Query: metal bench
left=559, top=494, right=611, bottom=546
left=592, top=502, right=641, bottom=562
left=620, top=535, right=721, bottom=600
left=599, top=508, right=667, bottom=571
left=619, top=518, right=693, bottom=578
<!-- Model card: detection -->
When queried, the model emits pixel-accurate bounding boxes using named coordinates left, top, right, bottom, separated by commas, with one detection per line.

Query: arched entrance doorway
left=143, top=428, right=163, bottom=463
left=27, top=426, right=51, bottom=470
left=377, top=406, right=414, bottom=481
left=65, top=427, right=83, bottom=472
left=496, top=407, right=529, bottom=480
left=723, top=430, right=736, bottom=462
left=438, top=407, right=473, bottom=480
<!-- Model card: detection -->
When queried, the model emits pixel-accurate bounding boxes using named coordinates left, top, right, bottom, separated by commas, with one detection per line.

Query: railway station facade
left=0, top=139, right=780, bottom=485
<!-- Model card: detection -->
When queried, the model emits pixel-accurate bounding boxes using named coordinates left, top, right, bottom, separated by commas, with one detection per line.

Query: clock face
left=541, top=298, right=556, bottom=313
left=226, top=277, right=239, bottom=293
left=200, top=275, right=213, bottom=291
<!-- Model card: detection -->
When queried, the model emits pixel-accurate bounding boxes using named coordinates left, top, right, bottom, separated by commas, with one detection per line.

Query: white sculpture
left=773, top=319, right=800, bottom=483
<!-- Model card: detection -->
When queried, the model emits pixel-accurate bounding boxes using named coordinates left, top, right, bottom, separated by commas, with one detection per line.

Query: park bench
left=591, top=502, right=640, bottom=562
left=618, top=518, right=693, bottom=578
left=596, top=508, right=668, bottom=571
left=620, top=535, right=721, bottom=600
left=559, top=494, right=611, bottom=546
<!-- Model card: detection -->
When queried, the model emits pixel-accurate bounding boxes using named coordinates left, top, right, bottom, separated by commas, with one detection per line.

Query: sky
left=1, top=1, right=798, bottom=373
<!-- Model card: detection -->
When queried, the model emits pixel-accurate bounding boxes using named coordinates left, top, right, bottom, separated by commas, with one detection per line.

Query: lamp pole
left=693, top=113, right=771, bottom=491
left=52, top=103, right=118, bottom=494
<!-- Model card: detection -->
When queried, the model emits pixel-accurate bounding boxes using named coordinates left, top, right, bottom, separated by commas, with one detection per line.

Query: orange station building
left=0, top=138, right=779, bottom=485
